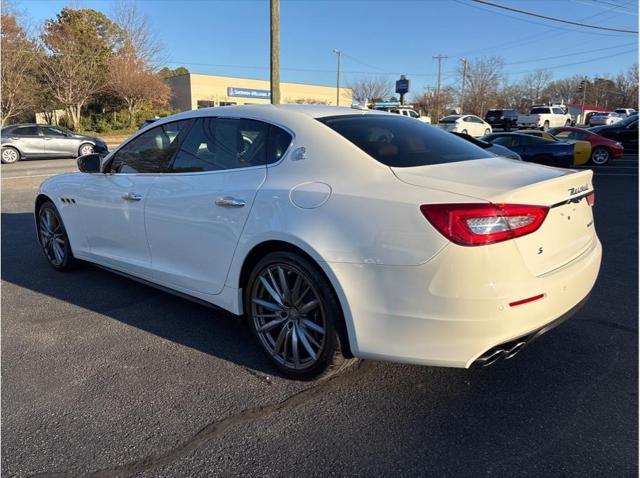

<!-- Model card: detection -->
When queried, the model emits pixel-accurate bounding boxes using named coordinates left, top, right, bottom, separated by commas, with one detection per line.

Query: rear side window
left=171, top=118, right=268, bottom=173
left=530, top=107, right=551, bottom=114
left=13, top=126, right=40, bottom=136
left=552, top=108, right=564, bottom=115
left=267, top=125, right=292, bottom=164
left=318, top=114, right=492, bottom=167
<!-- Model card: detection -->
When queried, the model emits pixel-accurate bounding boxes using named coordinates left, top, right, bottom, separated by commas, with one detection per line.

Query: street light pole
left=270, top=0, right=280, bottom=105
left=333, top=49, right=342, bottom=106
left=433, top=54, right=448, bottom=120
left=459, top=58, right=468, bottom=114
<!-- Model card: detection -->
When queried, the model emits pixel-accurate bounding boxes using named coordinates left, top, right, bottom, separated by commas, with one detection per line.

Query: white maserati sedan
left=35, top=105, right=602, bottom=379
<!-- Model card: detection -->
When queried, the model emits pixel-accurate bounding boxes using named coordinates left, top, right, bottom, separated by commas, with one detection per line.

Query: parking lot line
left=1, top=173, right=57, bottom=180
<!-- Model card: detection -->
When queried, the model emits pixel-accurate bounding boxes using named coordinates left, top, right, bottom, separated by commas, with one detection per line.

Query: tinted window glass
left=14, top=126, right=39, bottom=136
left=530, top=107, right=551, bottom=114
left=439, top=115, right=460, bottom=123
left=111, top=120, right=190, bottom=173
left=552, top=130, right=573, bottom=139
left=552, top=108, right=564, bottom=114
left=42, top=126, right=67, bottom=137
left=171, top=118, right=268, bottom=173
left=409, top=110, right=419, bottom=118
left=318, top=114, right=492, bottom=167
left=488, top=135, right=519, bottom=148
left=267, top=125, right=292, bottom=164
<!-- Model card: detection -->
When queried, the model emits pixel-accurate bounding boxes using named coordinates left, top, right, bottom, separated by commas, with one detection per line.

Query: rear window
left=486, top=110, right=503, bottom=115
left=317, top=114, right=492, bottom=168
left=438, top=115, right=460, bottom=123
left=530, top=107, right=551, bottom=114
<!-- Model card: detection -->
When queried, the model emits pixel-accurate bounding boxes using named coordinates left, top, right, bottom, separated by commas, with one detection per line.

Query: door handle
left=122, top=192, right=143, bottom=201
left=44, top=137, right=52, bottom=141
left=215, top=196, right=246, bottom=208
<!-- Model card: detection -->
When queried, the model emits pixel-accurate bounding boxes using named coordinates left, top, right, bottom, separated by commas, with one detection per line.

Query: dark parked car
left=1, top=124, right=108, bottom=164
left=480, top=132, right=574, bottom=167
left=484, top=109, right=519, bottom=131
left=451, top=132, right=521, bottom=160
left=588, top=114, right=638, bottom=151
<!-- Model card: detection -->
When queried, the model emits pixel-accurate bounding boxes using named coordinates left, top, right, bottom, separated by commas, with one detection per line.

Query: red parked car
left=549, top=126, right=624, bottom=165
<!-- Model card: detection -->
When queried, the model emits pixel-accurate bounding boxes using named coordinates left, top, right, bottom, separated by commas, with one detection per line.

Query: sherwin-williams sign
left=227, top=87, right=271, bottom=99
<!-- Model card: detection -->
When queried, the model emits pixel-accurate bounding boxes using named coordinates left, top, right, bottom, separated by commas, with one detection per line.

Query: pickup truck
left=517, top=106, right=572, bottom=131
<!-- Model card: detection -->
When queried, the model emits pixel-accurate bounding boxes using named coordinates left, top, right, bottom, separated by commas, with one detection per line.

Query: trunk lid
left=393, top=158, right=596, bottom=276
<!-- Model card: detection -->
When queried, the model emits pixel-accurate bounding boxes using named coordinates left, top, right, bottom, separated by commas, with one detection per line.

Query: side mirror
left=77, top=153, right=102, bottom=173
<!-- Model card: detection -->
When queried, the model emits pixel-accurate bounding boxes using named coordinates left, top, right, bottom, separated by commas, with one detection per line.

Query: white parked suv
left=517, top=106, right=572, bottom=131
left=613, top=108, right=636, bottom=117
left=437, top=114, right=492, bottom=137
left=589, top=112, right=624, bottom=126
left=387, top=107, right=431, bottom=124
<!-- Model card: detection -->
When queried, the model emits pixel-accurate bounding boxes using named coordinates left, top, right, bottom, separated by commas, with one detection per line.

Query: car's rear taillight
left=586, top=192, right=595, bottom=206
left=420, top=203, right=549, bottom=246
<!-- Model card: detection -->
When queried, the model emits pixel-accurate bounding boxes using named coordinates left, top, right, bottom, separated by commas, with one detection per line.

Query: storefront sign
left=227, top=87, right=271, bottom=99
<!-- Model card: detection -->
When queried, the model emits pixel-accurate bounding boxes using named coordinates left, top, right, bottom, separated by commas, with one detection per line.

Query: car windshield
left=318, top=114, right=492, bottom=168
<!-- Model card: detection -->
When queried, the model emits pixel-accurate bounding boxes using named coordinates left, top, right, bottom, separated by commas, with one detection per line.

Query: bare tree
left=107, top=2, right=169, bottom=126
left=543, top=75, right=582, bottom=105
left=348, top=76, right=394, bottom=103
left=411, top=86, right=456, bottom=118
left=457, top=57, right=504, bottom=117
left=40, top=8, right=118, bottom=130
left=523, top=69, right=553, bottom=104
left=1, top=11, right=40, bottom=125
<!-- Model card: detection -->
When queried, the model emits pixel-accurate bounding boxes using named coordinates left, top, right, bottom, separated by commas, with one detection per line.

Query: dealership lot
left=1, top=156, right=637, bottom=476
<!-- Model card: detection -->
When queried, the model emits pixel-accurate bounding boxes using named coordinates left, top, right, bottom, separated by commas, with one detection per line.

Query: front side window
left=13, top=126, right=40, bottom=136
left=42, top=126, right=67, bottom=137
left=552, top=108, right=564, bottom=115
left=318, top=114, right=492, bottom=167
left=110, top=120, right=190, bottom=173
left=409, top=110, right=419, bottom=118
left=171, top=118, right=269, bottom=173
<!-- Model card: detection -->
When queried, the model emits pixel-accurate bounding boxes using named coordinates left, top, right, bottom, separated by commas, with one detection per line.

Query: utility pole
left=270, top=0, right=280, bottom=105
left=580, top=76, right=587, bottom=125
left=333, top=49, right=342, bottom=106
left=433, top=54, right=448, bottom=120
left=459, top=58, right=468, bottom=114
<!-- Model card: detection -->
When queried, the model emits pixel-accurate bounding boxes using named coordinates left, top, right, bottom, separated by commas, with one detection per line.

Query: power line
left=469, top=0, right=638, bottom=33
left=508, top=48, right=637, bottom=75
left=504, top=42, right=636, bottom=66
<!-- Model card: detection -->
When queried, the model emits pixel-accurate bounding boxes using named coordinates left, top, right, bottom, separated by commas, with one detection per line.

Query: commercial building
left=165, top=73, right=352, bottom=111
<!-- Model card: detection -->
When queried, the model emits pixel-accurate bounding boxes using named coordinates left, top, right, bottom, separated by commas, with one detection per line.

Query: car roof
left=142, top=104, right=390, bottom=133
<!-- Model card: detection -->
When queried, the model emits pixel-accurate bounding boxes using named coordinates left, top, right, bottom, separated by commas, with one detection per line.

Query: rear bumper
left=327, top=236, right=602, bottom=368
left=471, top=293, right=589, bottom=367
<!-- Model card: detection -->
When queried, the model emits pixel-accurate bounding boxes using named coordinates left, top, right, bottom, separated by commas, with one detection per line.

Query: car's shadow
left=1, top=211, right=280, bottom=376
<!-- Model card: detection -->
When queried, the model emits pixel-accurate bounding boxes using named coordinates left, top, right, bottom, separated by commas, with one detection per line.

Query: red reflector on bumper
left=509, top=293, right=545, bottom=307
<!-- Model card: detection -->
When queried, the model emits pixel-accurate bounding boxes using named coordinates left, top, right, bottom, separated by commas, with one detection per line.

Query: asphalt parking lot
left=2, top=155, right=638, bottom=477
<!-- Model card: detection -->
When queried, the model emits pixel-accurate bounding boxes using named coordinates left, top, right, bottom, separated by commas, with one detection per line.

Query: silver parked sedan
left=1, top=124, right=108, bottom=164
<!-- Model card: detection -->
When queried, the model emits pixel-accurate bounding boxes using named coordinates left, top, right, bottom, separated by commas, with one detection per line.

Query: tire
left=484, top=128, right=490, bottom=135
left=78, top=143, right=94, bottom=157
left=565, top=119, right=571, bottom=126
left=36, top=201, right=75, bottom=271
left=542, top=121, right=549, bottom=131
left=1, top=146, right=20, bottom=164
left=245, top=251, right=352, bottom=380
left=461, top=129, right=468, bottom=135
left=590, top=146, right=611, bottom=165
left=504, top=124, right=511, bottom=132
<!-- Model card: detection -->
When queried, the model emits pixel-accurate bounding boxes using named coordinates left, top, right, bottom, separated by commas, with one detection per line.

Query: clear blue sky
left=14, top=0, right=640, bottom=95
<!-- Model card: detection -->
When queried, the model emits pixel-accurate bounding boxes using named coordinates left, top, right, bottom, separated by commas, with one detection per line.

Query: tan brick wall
left=167, top=73, right=352, bottom=111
